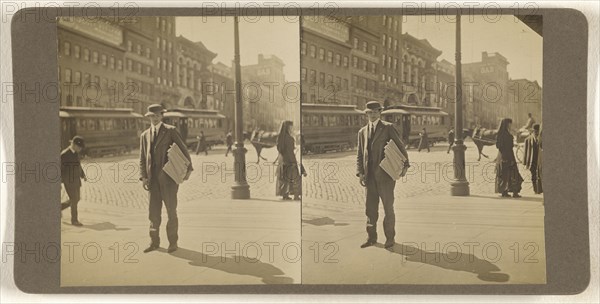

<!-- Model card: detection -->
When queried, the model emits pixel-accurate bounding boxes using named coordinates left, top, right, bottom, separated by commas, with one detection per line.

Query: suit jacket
left=523, top=134, right=540, bottom=169
left=139, top=123, right=193, bottom=182
left=356, top=120, right=409, bottom=181
left=61, top=148, right=85, bottom=188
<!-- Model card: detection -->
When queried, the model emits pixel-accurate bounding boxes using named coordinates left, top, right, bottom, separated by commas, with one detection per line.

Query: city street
left=301, top=139, right=546, bottom=284
left=61, top=143, right=301, bottom=286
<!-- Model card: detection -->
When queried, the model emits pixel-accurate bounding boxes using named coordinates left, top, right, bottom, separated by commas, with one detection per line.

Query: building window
left=301, top=42, right=306, bottom=55
left=168, top=42, right=172, bottom=54
left=381, top=74, right=386, bottom=81
left=161, top=39, right=166, bottom=51
left=127, top=41, right=132, bottom=52
left=309, top=69, right=316, bottom=84
left=382, top=34, right=386, bottom=47
left=309, top=45, right=316, bottom=58
left=167, top=22, right=172, bottom=34
left=83, top=48, right=89, bottom=61
left=327, top=51, right=333, bottom=63
left=371, top=45, right=376, bottom=56
left=394, top=20, right=398, bottom=32
left=65, top=69, right=72, bottom=82
left=146, top=47, right=151, bottom=58
left=161, top=20, right=166, bottom=31
left=168, top=62, right=172, bottom=72
left=136, top=44, right=141, bottom=55
left=127, top=59, right=133, bottom=71
left=109, top=57, right=115, bottom=70
left=157, top=76, right=161, bottom=84
left=361, top=41, right=367, bottom=52
left=343, top=56, right=349, bottom=68
left=301, top=68, right=306, bottom=81
left=361, top=60, right=367, bottom=71
left=382, top=55, right=386, bottom=67
left=146, top=66, right=151, bottom=76
left=162, top=59, right=166, bottom=71
left=318, top=48, right=325, bottom=60
left=388, top=36, right=392, bottom=49
left=319, top=72, right=325, bottom=87
left=92, top=51, right=98, bottom=64
left=156, top=37, right=160, bottom=48
left=74, top=45, right=80, bottom=59
left=353, top=38, right=358, bottom=48
left=156, top=57, right=160, bottom=68
left=93, top=76, right=100, bottom=85
left=394, top=39, right=398, bottom=51
left=335, top=54, right=341, bottom=66
left=343, top=79, right=348, bottom=90
left=64, top=42, right=71, bottom=56
left=83, top=73, right=90, bottom=85
left=101, top=54, right=107, bottom=66
left=74, top=71, right=81, bottom=85
left=156, top=17, right=160, bottom=28
left=136, top=62, right=142, bottom=74
left=352, top=56, right=358, bottom=68
left=117, top=59, right=123, bottom=71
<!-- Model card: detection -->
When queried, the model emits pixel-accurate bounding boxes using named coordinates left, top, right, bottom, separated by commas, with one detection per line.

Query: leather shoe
left=384, top=240, right=395, bottom=249
left=360, top=240, right=376, bottom=248
left=167, top=244, right=178, bottom=253
left=71, top=221, right=83, bottom=227
left=143, top=244, right=159, bottom=253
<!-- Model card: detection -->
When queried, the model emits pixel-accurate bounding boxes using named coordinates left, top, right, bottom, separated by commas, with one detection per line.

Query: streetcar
left=301, top=103, right=365, bottom=154
left=162, top=108, right=227, bottom=148
left=381, top=104, right=450, bottom=148
left=60, top=107, right=143, bottom=157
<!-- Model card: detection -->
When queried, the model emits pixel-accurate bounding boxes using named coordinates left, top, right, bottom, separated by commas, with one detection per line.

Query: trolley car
left=382, top=104, right=450, bottom=148
left=60, top=107, right=143, bottom=157
left=163, top=108, right=226, bottom=148
left=302, top=103, right=365, bottom=154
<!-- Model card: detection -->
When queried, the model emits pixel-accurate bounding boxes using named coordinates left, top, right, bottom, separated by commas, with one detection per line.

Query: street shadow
left=250, top=197, right=301, bottom=204
left=378, top=243, right=510, bottom=283
left=469, top=194, right=544, bottom=203
left=168, top=247, right=294, bottom=284
left=82, top=222, right=131, bottom=231
left=302, top=217, right=349, bottom=227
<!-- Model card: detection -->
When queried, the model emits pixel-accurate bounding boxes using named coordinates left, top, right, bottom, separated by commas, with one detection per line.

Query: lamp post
left=450, top=14, right=470, bottom=196
left=231, top=16, right=250, bottom=199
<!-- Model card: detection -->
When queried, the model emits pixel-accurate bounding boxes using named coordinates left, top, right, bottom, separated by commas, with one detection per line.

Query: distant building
left=175, top=36, right=217, bottom=109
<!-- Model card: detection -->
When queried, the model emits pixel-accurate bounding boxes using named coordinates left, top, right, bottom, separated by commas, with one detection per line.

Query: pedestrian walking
left=139, top=104, right=193, bottom=253
left=523, top=124, right=543, bottom=194
left=494, top=118, right=524, bottom=198
left=418, top=127, right=430, bottom=152
left=447, top=128, right=455, bottom=154
left=225, top=130, right=233, bottom=157
left=195, top=131, right=208, bottom=156
left=356, top=101, right=410, bottom=250
left=275, top=121, right=301, bottom=201
left=60, top=136, right=87, bottom=226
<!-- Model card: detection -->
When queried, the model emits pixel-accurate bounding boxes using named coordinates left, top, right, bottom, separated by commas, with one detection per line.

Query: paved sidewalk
left=61, top=197, right=301, bottom=286
left=302, top=194, right=546, bottom=284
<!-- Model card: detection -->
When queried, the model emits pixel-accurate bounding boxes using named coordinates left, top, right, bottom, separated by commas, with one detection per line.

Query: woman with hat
left=495, top=118, right=524, bottom=198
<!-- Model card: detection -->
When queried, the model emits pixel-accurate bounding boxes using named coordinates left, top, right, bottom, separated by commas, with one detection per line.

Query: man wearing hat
left=139, top=104, right=193, bottom=253
left=523, top=123, right=543, bottom=194
left=356, top=101, right=410, bottom=249
left=60, top=136, right=87, bottom=226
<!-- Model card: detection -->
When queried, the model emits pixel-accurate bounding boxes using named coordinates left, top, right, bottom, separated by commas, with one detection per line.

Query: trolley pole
left=450, top=14, right=470, bottom=196
left=231, top=16, right=251, bottom=199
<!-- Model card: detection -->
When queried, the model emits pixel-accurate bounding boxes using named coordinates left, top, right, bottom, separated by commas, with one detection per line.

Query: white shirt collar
left=369, top=119, right=380, bottom=129
left=69, top=146, right=76, bottom=154
left=152, top=122, right=162, bottom=133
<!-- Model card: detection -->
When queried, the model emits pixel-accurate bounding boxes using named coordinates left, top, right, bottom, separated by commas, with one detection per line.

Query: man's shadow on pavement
left=379, top=243, right=510, bottom=283
left=169, top=248, right=294, bottom=284
left=302, top=217, right=348, bottom=226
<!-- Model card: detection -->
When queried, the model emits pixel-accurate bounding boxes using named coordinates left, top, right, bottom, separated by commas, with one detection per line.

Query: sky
left=402, top=15, right=542, bottom=84
left=176, top=16, right=300, bottom=82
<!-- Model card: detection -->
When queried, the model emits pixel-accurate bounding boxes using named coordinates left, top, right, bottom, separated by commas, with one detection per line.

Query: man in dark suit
left=139, top=104, right=193, bottom=253
left=61, top=136, right=87, bottom=226
left=356, top=101, right=410, bottom=249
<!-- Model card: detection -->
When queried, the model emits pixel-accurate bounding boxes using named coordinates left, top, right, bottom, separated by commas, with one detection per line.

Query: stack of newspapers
left=163, top=143, right=190, bottom=184
left=379, top=140, right=408, bottom=180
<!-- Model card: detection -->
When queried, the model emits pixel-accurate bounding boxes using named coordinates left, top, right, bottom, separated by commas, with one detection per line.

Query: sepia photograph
left=300, top=14, right=545, bottom=284
left=58, top=15, right=301, bottom=286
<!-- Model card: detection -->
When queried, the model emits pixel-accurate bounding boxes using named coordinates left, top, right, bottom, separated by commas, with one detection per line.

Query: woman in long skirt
left=275, top=121, right=301, bottom=200
left=495, top=118, right=524, bottom=198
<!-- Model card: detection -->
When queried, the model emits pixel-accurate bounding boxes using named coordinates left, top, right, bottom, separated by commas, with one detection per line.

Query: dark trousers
left=530, top=163, right=540, bottom=194
left=225, top=144, right=232, bottom=156
left=61, top=183, right=80, bottom=223
left=447, top=141, right=454, bottom=153
left=365, top=171, right=396, bottom=242
left=148, top=170, right=179, bottom=246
